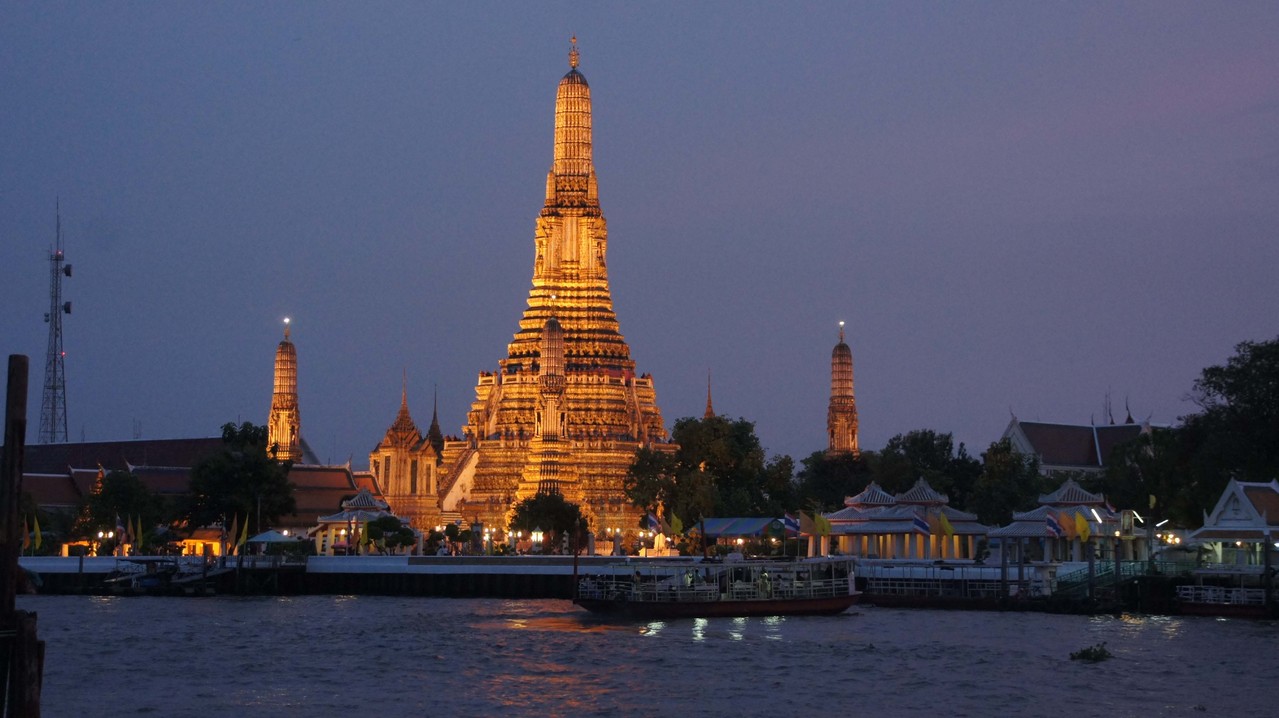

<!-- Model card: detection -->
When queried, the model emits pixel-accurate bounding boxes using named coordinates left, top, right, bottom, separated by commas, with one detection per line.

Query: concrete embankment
left=20, top=555, right=675, bottom=598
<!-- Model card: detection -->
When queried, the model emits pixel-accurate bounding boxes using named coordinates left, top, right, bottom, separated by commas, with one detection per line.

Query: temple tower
left=827, top=321, right=859, bottom=456
left=267, top=319, right=301, bottom=462
left=444, top=38, right=669, bottom=532
left=370, top=377, right=441, bottom=529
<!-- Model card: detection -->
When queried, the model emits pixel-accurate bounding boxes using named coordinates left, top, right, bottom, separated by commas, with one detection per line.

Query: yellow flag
left=33, top=515, right=42, bottom=551
left=939, top=512, right=955, bottom=537
left=1074, top=511, right=1091, bottom=542
left=238, top=515, right=250, bottom=547
left=669, top=513, right=683, bottom=535
left=798, top=511, right=817, bottom=535
left=228, top=514, right=239, bottom=554
left=816, top=514, right=832, bottom=537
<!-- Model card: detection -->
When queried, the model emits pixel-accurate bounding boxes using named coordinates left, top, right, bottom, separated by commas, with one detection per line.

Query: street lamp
left=532, top=527, right=544, bottom=553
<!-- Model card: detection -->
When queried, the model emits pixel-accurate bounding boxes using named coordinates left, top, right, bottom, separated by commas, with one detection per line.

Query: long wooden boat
left=573, top=556, right=860, bottom=619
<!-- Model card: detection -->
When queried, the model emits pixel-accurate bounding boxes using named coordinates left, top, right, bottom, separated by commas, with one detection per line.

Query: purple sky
left=3, top=2, right=1277, bottom=465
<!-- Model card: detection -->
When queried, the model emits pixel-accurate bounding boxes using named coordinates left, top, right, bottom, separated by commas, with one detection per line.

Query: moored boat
left=573, top=556, right=860, bottom=619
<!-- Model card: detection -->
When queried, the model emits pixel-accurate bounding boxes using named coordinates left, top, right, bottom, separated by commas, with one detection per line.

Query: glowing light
left=1090, top=508, right=1102, bottom=523
left=1156, top=519, right=1169, bottom=527
left=283, top=317, right=290, bottom=324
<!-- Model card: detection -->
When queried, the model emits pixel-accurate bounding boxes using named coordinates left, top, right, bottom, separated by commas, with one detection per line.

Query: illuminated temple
left=371, top=39, right=669, bottom=532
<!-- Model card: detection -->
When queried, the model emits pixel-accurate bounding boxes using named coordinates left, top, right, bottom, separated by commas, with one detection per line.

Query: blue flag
left=912, top=513, right=931, bottom=536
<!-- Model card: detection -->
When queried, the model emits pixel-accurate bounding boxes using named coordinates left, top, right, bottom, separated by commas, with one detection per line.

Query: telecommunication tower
left=39, top=205, right=73, bottom=443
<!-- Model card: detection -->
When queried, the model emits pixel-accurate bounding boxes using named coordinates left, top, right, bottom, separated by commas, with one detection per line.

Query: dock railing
left=1176, top=585, right=1266, bottom=606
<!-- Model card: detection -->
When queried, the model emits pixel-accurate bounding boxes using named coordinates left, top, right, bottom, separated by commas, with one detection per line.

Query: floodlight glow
left=1090, top=508, right=1102, bottom=523
left=1156, top=519, right=1169, bottom=527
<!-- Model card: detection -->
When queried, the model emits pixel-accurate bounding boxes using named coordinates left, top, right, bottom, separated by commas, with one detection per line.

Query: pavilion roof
left=341, top=487, right=389, bottom=510
left=1039, top=479, right=1106, bottom=506
left=845, top=482, right=895, bottom=508
left=895, top=478, right=949, bottom=505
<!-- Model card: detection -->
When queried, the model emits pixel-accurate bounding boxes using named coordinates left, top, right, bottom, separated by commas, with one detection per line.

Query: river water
left=20, top=595, right=1275, bottom=717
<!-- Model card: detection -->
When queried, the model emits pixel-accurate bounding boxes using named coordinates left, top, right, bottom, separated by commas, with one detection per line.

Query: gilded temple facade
left=827, top=322, right=859, bottom=456
left=368, top=383, right=445, bottom=530
left=431, top=39, right=670, bottom=533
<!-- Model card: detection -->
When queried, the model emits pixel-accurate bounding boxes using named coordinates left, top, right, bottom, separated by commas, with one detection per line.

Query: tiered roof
left=988, top=479, right=1117, bottom=538
left=1190, top=479, right=1279, bottom=542
left=827, top=478, right=985, bottom=536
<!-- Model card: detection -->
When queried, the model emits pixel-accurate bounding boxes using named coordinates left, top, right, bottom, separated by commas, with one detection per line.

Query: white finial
left=283, top=316, right=291, bottom=338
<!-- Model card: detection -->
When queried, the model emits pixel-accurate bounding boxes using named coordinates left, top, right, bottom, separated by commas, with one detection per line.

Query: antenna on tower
left=39, top=200, right=72, bottom=443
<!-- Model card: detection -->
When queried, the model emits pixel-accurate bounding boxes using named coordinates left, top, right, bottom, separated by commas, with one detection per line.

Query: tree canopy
left=508, top=492, right=588, bottom=552
left=366, top=515, right=417, bottom=554
left=75, top=470, right=166, bottom=539
left=626, top=416, right=793, bottom=521
left=1184, top=336, right=1279, bottom=484
left=968, top=438, right=1046, bottom=525
left=868, top=429, right=983, bottom=505
left=793, top=450, right=873, bottom=513
left=184, top=422, right=296, bottom=535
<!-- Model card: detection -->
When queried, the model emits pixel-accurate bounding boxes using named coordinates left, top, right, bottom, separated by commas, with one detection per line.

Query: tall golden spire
left=827, top=321, right=859, bottom=456
left=548, top=36, right=595, bottom=202
left=452, top=41, right=668, bottom=532
left=267, top=318, right=302, bottom=462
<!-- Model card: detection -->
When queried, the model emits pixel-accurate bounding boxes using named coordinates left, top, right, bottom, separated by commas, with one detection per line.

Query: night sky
left=3, top=2, right=1276, bottom=466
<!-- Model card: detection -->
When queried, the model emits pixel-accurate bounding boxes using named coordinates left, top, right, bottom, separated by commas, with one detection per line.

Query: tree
left=1183, top=336, right=1279, bottom=484
left=1084, top=428, right=1203, bottom=527
left=869, top=430, right=982, bottom=504
left=794, top=450, right=874, bottom=512
left=366, top=515, right=416, bottom=554
left=75, top=470, right=165, bottom=541
left=184, top=422, right=296, bottom=535
left=508, top=492, right=588, bottom=553
left=969, top=439, right=1046, bottom=525
left=625, top=416, right=794, bottom=520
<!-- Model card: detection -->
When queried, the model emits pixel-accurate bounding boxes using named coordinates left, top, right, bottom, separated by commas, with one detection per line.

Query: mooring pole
left=2, top=355, right=43, bottom=717
left=1, top=356, right=27, bottom=618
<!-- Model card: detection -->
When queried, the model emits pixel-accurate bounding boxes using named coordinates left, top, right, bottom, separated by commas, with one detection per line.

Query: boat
left=573, top=556, right=860, bottom=619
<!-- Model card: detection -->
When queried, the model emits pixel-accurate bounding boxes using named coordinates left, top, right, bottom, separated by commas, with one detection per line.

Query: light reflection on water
left=21, top=595, right=1279, bottom=718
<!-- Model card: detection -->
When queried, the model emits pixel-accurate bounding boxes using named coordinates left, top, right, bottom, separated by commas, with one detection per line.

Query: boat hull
left=574, top=592, right=860, bottom=620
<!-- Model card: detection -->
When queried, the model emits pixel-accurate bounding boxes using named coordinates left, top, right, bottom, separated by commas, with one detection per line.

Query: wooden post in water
left=2, top=355, right=43, bottom=717
left=1086, top=540, right=1096, bottom=601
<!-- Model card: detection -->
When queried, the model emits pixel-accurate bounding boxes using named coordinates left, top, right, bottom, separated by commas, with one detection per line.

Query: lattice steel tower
left=39, top=206, right=72, bottom=443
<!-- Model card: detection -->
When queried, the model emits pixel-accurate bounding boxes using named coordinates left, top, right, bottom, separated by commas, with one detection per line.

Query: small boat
left=573, top=556, right=860, bottom=619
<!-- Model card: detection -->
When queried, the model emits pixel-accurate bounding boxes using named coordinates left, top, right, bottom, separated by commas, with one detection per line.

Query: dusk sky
left=3, top=2, right=1276, bottom=466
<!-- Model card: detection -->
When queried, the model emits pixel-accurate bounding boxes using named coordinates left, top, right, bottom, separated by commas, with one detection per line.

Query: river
left=20, top=595, right=1275, bottom=717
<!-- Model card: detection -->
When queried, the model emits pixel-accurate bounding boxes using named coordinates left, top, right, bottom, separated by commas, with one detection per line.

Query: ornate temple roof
left=1038, top=478, right=1105, bottom=506
left=341, top=487, right=390, bottom=511
left=895, top=478, right=950, bottom=506
left=845, top=481, right=895, bottom=508
left=1007, top=418, right=1145, bottom=469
